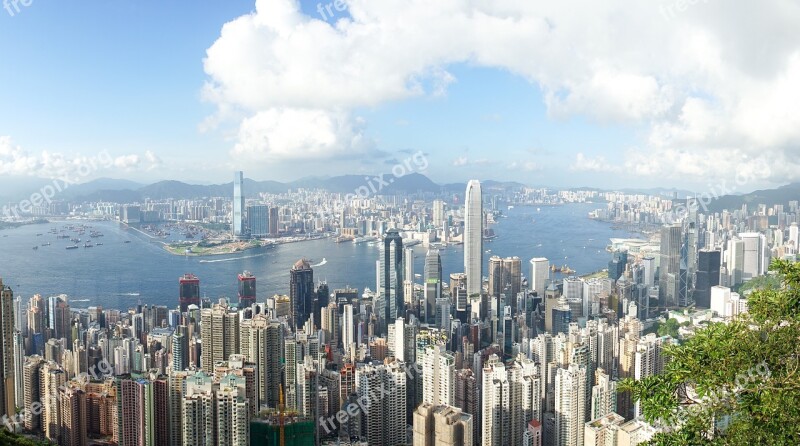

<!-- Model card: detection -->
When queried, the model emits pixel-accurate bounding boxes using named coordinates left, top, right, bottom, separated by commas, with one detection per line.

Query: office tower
left=0, top=279, right=15, bottom=420
left=381, top=229, right=405, bottom=326
left=726, top=238, right=745, bottom=287
left=740, top=232, right=767, bottom=281
left=658, top=225, right=682, bottom=308
left=424, top=249, right=443, bottom=324
left=464, top=180, right=483, bottom=296
left=413, top=403, right=474, bottom=446
left=313, top=281, right=329, bottom=329
left=554, top=363, right=588, bottom=446
left=342, top=304, right=355, bottom=357
left=357, top=360, right=407, bottom=446
left=433, top=200, right=446, bottom=228
left=240, top=315, right=282, bottom=409
left=488, top=256, right=504, bottom=298
left=268, top=207, right=279, bottom=236
left=694, top=250, right=721, bottom=309
left=590, top=369, right=617, bottom=420
left=530, top=258, right=550, bottom=297
left=172, top=327, right=189, bottom=372
left=641, top=257, right=656, bottom=288
left=405, top=247, right=416, bottom=285
left=200, top=301, right=240, bottom=370
left=790, top=222, right=799, bottom=250
left=232, top=171, right=246, bottom=239
left=179, top=274, right=200, bottom=313
left=481, top=354, right=510, bottom=446
left=289, top=259, right=314, bottom=329
left=237, top=271, right=257, bottom=308
left=552, top=296, right=572, bottom=335
left=246, top=204, right=268, bottom=238
left=422, top=345, right=455, bottom=406
left=608, top=250, right=628, bottom=281
left=320, top=302, right=339, bottom=348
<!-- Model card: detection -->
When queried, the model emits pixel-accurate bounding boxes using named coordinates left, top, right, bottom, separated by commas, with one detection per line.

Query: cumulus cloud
left=0, top=136, right=162, bottom=179
left=203, top=0, right=800, bottom=181
left=571, top=153, right=618, bottom=173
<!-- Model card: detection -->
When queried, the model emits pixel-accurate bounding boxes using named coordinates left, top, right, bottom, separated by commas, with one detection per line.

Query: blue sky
left=1, top=0, right=796, bottom=190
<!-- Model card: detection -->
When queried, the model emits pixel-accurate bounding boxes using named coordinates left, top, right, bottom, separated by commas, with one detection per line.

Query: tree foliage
left=621, top=259, right=800, bottom=445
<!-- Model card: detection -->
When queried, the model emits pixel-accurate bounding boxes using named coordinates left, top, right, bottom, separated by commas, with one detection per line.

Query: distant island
left=0, top=218, right=49, bottom=231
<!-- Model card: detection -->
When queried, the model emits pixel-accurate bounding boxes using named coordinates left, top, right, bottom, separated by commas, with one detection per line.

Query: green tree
left=657, top=318, right=680, bottom=338
left=621, top=260, right=800, bottom=445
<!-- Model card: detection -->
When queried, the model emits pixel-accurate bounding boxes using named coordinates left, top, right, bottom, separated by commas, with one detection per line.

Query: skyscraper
left=464, top=180, right=483, bottom=296
left=179, top=274, right=200, bottom=313
left=424, top=249, right=442, bottom=324
left=0, top=278, right=15, bottom=419
left=554, top=364, right=588, bottom=446
left=413, top=403, right=473, bottom=446
left=694, top=249, right=721, bottom=309
left=481, top=354, right=509, bottom=446
left=246, top=204, right=268, bottom=238
left=289, top=259, right=314, bottom=329
left=268, top=207, right=279, bottom=236
left=381, top=229, right=405, bottom=326
left=658, top=225, right=682, bottom=308
left=200, top=301, right=240, bottom=370
left=237, top=271, right=257, bottom=308
left=232, top=171, right=246, bottom=239
left=529, top=257, right=550, bottom=297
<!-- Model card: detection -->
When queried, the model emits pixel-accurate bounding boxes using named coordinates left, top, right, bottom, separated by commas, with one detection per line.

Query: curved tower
left=464, top=180, right=483, bottom=296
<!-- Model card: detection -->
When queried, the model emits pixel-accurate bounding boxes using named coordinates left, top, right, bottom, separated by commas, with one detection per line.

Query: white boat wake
left=312, top=258, right=327, bottom=267
left=199, top=253, right=267, bottom=263
left=116, top=293, right=140, bottom=296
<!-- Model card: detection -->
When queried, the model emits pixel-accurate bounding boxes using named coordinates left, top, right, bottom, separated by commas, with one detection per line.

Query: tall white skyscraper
left=342, top=304, right=355, bottom=357
left=789, top=222, right=799, bottom=251
left=433, top=199, right=446, bottom=228
left=481, top=354, right=509, bottom=446
left=232, top=171, right=246, bottom=239
left=740, top=232, right=767, bottom=281
left=464, top=180, right=483, bottom=296
left=530, top=257, right=550, bottom=297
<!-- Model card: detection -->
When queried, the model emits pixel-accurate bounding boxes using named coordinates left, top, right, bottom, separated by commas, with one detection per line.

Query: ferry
left=66, top=245, right=79, bottom=250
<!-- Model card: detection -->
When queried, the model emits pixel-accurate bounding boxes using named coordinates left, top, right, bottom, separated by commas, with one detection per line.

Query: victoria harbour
left=0, top=202, right=639, bottom=310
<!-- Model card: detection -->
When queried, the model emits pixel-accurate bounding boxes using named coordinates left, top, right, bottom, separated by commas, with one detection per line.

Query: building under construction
left=250, top=416, right=315, bottom=446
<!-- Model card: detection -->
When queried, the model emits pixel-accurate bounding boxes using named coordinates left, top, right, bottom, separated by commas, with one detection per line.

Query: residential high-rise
left=508, top=355, right=543, bottom=446
left=289, top=259, right=315, bottom=329
left=658, top=225, right=682, bottom=308
left=246, top=204, right=268, bottom=238
left=789, top=222, right=799, bottom=250
left=413, top=403, right=474, bottom=446
left=172, top=327, right=189, bottom=372
left=381, top=229, right=405, bottom=326
left=554, top=364, right=588, bottom=446
left=694, top=250, right=721, bottom=309
left=22, top=355, right=44, bottom=431
left=0, top=278, right=15, bottom=419
left=422, top=345, right=455, bottom=407
left=357, top=360, right=407, bottom=446
left=424, top=249, right=443, bottom=324
left=530, top=258, right=550, bottom=297
left=179, top=274, right=200, bottom=313
left=464, top=180, right=483, bottom=296
left=481, top=354, right=509, bottom=446
left=232, top=171, right=246, bottom=239
left=240, top=315, right=282, bottom=409
left=433, top=200, right=446, bottom=228
left=200, top=301, right=240, bottom=370
left=40, top=362, right=66, bottom=442
left=590, top=369, right=617, bottom=420
left=59, top=383, right=88, bottom=446
left=633, top=334, right=673, bottom=418
left=237, top=271, right=257, bottom=308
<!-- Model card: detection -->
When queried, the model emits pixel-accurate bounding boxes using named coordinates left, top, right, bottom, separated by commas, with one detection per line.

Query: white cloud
left=232, top=108, right=373, bottom=161
left=203, top=0, right=800, bottom=181
left=571, top=153, right=617, bottom=173
left=452, top=156, right=468, bottom=167
left=0, top=136, right=162, bottom=179
left=507, top=160, right=539, bottom=172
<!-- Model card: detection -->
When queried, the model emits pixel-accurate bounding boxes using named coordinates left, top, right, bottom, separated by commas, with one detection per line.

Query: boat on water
left=84, top=243, right=93, bottom=248
left=96, top=243, right=103, bottom=246
left=124, top=240, right=131, bottom=244
left=66, top=245, right=79, bottom=250
left=41, top=242, right=50, bottom=246
left=32, top=246, right=38, bottom=250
